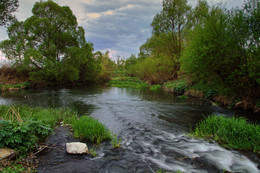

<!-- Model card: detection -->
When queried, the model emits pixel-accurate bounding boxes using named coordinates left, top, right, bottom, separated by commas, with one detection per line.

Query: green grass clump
left=150, top=84, right=161, bottom=91
left=109, top=77, right=149, bottom=88
left=191, top=115, right=260, bottom=152
left=0, top=105, right=76, bottom=128
left=71, top=116, right=112, bottom=144
left=178, top=95, right=188, bottom=100
left=111, top=134, right=121, bottom=148
left=163, top=78, right=187, bottom=95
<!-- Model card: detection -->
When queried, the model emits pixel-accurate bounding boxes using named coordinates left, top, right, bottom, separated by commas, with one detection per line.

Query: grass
left=109, top=77, right=149, bottom=88
left=163, top=78, right=187, bottom=95
left=0, top=81, right=32, bottom=90
left=0, top=105, right=113, bottom=171
left=190, top=114, right=260, bottom=153
left=0, top=105, right=76, bottom=128
left=150, top=84, right=162, bottom=91
left=111, top=134, right=121, bottom=148
left=71, top=116, right=112, bottom=144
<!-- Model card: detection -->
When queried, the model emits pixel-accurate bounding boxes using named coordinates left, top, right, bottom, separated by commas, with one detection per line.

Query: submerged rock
left=66, top=142, right=89, bottom=154
left=0, top=147, right=15, bottom=160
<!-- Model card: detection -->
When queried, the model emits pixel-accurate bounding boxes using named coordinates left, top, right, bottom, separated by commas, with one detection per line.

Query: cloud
left=0, top=0, right=245, bottom=60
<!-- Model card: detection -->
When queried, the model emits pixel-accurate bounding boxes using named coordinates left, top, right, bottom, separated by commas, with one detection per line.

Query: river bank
left=0, top=105, right=113, bottom=172
left=108, top=76, right=260, bottom=113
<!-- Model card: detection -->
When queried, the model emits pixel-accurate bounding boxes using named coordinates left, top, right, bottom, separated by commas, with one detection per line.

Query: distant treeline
left=121, top=0, right=259, bottom=106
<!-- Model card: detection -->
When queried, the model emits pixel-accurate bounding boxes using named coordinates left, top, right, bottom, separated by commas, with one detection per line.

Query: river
left=0, top=86, right=259, bottom=173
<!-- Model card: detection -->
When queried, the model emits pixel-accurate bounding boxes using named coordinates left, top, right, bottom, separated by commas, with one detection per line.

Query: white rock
left=0, top=147, right=15, bottom=160
left=66, top=142, right=89, bottom=154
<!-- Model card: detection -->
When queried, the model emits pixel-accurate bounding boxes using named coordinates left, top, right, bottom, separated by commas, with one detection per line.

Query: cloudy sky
left=0, top=0, right=244, bottom=62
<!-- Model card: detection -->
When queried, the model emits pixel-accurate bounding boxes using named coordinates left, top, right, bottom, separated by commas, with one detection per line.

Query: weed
left=90, top=148, right=97, bottom=157
left=0, top=119, right=53, bottom=155
left=0, top=105, right=78, bottom=155
left=190, top=114, right=260, bottom=152
left=71, top=116, right=112, bottom=144
left=111, top=134, right=121, bottom=148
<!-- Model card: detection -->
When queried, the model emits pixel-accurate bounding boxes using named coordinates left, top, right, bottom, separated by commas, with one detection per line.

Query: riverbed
left=0, top=86, right=259, bottom=173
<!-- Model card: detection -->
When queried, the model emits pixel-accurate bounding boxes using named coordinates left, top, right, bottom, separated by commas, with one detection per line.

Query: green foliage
left=180, top=2, right=260, bottom=101
left=178, top=95, right=188, bottom=100
left=191, top=115, right=260, bottom=152
left=0, top=163, right=27, bottom=173
left=90, top=147, right=97, bottom=157
left=0, top=105, right=77, bottom=128
left=204, top=89, right=217, bottom=100
left=111, top=134, right=121, bottom=148
left=109, top=77, right=149, bottom=88
left=0, top=105, right=77, bottom=155
left=21, top=81, right=31, bottom=88
left=133, top=56, right=174, bottom=84
left=0, top=0, right=101, bottom=85
left=0, top=0, right=19, bottom=26
left=174, top=85, right=186, bottom=95
left=0, top=119, right=52, bottom=155
left=150, top=84, right=162, bottom=91
left=71, top=116, right=111, bottom=144
left=164, top=78, right=187, bottom=89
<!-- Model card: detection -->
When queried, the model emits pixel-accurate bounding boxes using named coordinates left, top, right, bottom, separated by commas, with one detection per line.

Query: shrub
left=191, top=115, right=260, bottom=152
left=0, top=120, right=52, bottom=155
left=71, top=116, right=111, bottom=144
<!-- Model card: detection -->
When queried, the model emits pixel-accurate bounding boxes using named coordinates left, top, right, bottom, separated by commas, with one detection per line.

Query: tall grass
left=71, top=116, right=112, bottom=144
left=191, top=114, right=260, bottom=152
left=0, top=105, right=76, bottom=128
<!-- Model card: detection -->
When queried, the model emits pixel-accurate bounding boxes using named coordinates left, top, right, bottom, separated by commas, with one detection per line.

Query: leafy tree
left=0, top=21, right=26, bottom=65
left=150, top=0, right=191, bottom=78
left=94, top=51, right=117, bottom=82
left=180, top=1, right=260, bottom=101
left=0, top=0, right=99, bottom=84
left=0, top=0, right=19, bottom=26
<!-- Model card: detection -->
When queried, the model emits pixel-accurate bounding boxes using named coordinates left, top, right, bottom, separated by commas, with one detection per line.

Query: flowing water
left=0, top=86, right=259, bottom=173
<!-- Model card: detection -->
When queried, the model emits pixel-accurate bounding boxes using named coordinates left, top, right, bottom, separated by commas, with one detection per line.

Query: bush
left=191, top=115, right=260, bottom=152
left=0, top=120, right=52, bottom=155
left=71, top=116, right=111, bottom=144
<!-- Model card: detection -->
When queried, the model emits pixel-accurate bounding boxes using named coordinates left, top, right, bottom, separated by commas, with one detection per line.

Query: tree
left=150, top=0, right=191, bottom=78
left=0, top=0, right=99, bottom=84
left=0, top=0, right=19, bottom=26
left=180, top=1, right=260, bottom=101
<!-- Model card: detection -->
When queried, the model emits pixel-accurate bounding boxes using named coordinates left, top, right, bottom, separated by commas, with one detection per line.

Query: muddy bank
left=162, top=85, right=260, bottom=113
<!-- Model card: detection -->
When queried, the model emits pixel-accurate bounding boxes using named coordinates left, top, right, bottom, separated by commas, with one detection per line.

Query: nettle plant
left=0, top=120, right=52, bottom=155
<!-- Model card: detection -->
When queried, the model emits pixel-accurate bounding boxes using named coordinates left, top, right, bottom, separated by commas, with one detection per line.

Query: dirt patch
left=212, top=96, right=233, bottom=106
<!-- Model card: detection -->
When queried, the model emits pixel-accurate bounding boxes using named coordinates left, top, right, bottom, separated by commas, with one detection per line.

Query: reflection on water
left=0, top=86, right=259, bottom=173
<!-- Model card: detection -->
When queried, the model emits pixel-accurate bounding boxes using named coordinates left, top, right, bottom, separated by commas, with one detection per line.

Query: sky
left=0, top=0, right=244, bottom=63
